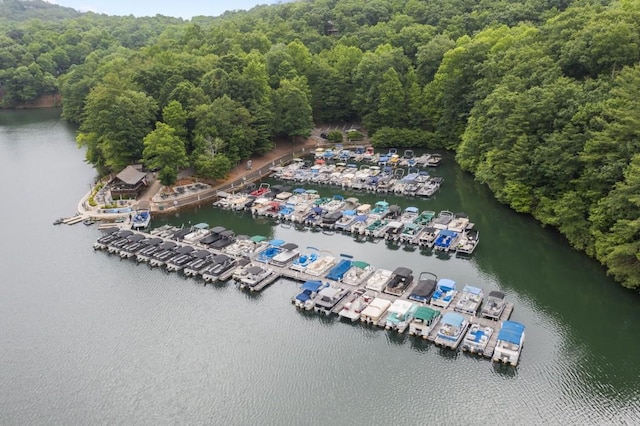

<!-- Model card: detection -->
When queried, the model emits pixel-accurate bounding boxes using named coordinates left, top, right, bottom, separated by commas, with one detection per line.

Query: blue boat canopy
left=343, top=210, right=356, bottom=216
left=405, top=206, right=419, bottom=213
left=498, top=321, right=525, bottom=345
left=325, top=259, right=352, bottom=281
left=354, top=215, right=368, bottom=222
left=301, top=280, right=324, bottom=292
left=441, top=312, right=465, bottom=327
left=437, top=278, right=456, bottom=292
left=193, top=222, right=209, bottom=229
left=268, top=239, right=285, bottom=247
left=438, top=229, right=458, bottom=238
left=293, top=188, right=306, bottom=193
left=462, top=285, right=483, bottom=295
left=311, top=206, right=324, bottom=214
left=295, top=291, right=312, bottom=302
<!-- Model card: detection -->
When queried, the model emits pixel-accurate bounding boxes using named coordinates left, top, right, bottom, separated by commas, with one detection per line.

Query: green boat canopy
left=352, top=261, right=370, bottom=269
left=414, top=306, right=440, bottom=322
left=251, top=235, right=267, bottom=242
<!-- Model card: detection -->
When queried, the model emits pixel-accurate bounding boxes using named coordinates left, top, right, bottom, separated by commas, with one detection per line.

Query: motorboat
left=200, top=254, right=237, bottom=282
left=430, top=278, right=457, bottom=309
left=121, top=236, right=162, bottom=259
left=210, top=230, right=236, bottom=250
left=434, top=312, right=469, bottom=350
left=290, top=247, right=320, bottom=272
left=382, top=221, right=404, bottom=240
left=117, top=234, right=147, bottom=258
left=492, top=321, right=525, bottom=366
left=325, top=258, right=353, bottom=281
left=408, top=306, right=441, bottom=338
left=365, top=268, right=393, bottom=293
left=334, top=210, right=357, bottom=231
left=313, top=287, right=350, bottom=315
left=408, top=272, right=437, bottom=303
left=255, top=239, right=286, bottom=263
left=292, top=280, right=327, bottom=310
left=305, top=254, right=338, bottom=277
left=431, top=210, right=454, bottom=230
left=448, top=212, right=471, bottom=233
left=416, top=176, right=444, bottom=197
left=399, top=206, right=420, bottom=224
left=416, top=226, right=439, bottom=248
left=384, top=300, right=417, bottom=333
left=131, top=209, right=151, bottom=229
left=414, top=210, right=436, bottom=226
left=239, top=265, right=273, bottom=290
left=461, top=324, right=494, bottom=356
left=426, top=153, right=442, bottom=167
left=137, top=240, right=175, bottom=263
left=198, top=226, right=226, bottom=246
left=433, top=229, right=460, bottom=252
left=456, top=229, right=479, bottom=255
left=383, top=267, right=414, bottom=297
left=359, top=297, right=392, bottom=325
left=165, top=245, right=195, bottom=271
left=183, top=250, right=215, bottom=277
left=341, top=261, right=375, bottom=286
left=454, top=285, right=484, bottom=315
left=338, top=288, right=374, bottom=322
left=399, top=222, right=422, bottom=244
left=481, top=291, right=506, bottom=320
left=182, top=223, right=210, bottom=243
left=270, top=243, right=300, bottom=267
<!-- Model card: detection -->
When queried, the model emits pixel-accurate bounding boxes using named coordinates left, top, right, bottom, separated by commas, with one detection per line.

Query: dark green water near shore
left=1, top=109, right=639, bottom=424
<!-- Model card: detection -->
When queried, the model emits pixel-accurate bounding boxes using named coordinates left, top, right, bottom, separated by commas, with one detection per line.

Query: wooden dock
left=95, top=228, right=520, bottom=361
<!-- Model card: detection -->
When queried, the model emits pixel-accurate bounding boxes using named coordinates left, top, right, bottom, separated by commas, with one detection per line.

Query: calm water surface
left=0, top=110, right=639, bottom=425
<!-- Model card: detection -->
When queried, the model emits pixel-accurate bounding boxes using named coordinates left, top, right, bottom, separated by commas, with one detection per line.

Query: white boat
left=454, top=285, right=484, bottom=315
left=492, top=321, right=525, bottom=366
left=384, top=300, right=417, bottom=333
left=305, top=255, right=338, bottom=277
left=408, top=306, right=441, bottom=338
left=341, top=261, right=375, bottom=286
left=433, top=312, right=469, bottom=350
left=456, top=229, right=479, bottom=255
left=481, top=291, right=506, bottom=320
left=239, top=266, right=273, bottom=290
left=431, top=210, right=454, bottom=230
left=131, top=209, right=151, bottom=229
left=461, top=324, right=494, bottom=356
left=448, top=212, right=471, bottom=233
left=430, top=278, right=457, bottom=309
left=270, top=243, right=300, bottom=267
left=182, top=223, right=210, bottom=243
left=338, top=288, right=374, bottom=322
left=360, top=297, right=392, bottom=325
left=292, top=280, right=327, bottom=310
left=313, top=287, right=350, bottom=315
left=365, top=268, right=393, bottom=293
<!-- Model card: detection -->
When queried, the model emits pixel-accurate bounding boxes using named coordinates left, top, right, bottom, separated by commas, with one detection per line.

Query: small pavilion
left=110, top=165, right=148, bottom=198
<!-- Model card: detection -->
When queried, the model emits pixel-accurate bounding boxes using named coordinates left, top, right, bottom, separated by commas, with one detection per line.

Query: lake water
left=0, top=109, right=639, bottom=424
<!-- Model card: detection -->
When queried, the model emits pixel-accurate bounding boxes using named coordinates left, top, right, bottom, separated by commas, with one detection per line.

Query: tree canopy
left=2, top=0, right=640, bottom=290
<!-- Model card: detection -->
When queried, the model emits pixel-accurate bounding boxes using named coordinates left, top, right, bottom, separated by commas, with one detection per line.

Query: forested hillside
left=1, top=0, right=638, bottom=290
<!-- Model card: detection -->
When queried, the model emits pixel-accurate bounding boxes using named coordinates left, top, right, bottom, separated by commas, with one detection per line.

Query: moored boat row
left=214, top=190, right=480, bottom=255
left=93, top=224, right=524, bottom=365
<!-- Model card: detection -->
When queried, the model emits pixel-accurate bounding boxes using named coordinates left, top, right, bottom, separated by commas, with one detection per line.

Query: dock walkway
left=94, top=226, right=518, bottom=361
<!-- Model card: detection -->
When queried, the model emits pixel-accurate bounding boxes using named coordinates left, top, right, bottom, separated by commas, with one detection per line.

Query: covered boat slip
left=94, top=227, right=517, bottom=361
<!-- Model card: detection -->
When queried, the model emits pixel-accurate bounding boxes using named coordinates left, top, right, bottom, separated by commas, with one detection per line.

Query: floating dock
left=94, top=226, right=518, bottom=362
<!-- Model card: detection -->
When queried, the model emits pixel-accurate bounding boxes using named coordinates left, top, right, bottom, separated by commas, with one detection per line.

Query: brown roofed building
left=110, top=165, right=148, bottom=198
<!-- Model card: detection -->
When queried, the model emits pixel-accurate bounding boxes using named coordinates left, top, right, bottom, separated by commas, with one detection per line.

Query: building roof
left=116, top=165, right=147, bottom=185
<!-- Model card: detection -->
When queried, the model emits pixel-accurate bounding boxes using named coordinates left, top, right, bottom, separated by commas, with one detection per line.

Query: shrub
left=327, top=130, right=343, bottom=143
left=346, top=130, right=364, bottom=141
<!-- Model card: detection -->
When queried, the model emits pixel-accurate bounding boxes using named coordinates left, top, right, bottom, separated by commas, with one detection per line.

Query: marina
left=93, top=224, right=519, bottom=363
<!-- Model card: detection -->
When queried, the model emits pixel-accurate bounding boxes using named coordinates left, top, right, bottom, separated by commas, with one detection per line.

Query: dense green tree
left=77, top=80, right=158, bottom=172
left=142, top=122, right=188, bottom=183
left=272, top=77, right=314, bottom=139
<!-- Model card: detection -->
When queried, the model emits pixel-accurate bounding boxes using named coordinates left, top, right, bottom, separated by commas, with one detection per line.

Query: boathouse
left=110, top=165, right=148, bottom=198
